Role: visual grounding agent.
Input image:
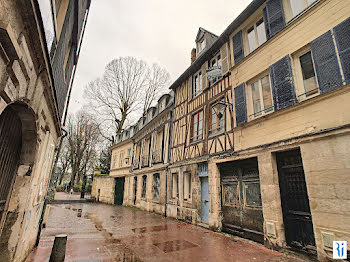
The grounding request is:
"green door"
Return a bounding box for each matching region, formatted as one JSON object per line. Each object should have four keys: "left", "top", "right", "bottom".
{"left": 114, "top": 177, "right": 125, "bottom": 205}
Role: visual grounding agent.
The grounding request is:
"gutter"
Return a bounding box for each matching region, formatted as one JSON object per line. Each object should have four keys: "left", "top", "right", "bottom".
{"left": 164, "top": 105, "right": 174, "bottom": 217}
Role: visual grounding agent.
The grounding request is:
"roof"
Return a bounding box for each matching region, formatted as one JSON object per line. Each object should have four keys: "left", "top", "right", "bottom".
{"left": 195, "top": 27, "right": 219, "bottom": 42}
{"left": 169, "top": 0, "right": 266, "bottom": 90}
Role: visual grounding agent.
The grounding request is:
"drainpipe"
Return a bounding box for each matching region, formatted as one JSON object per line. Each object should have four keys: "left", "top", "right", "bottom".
{"left": 36, "top": 128, "right": 67, "bottom": 246}
{"left": 164, "top": 106, "right": 174, "bottom": 217}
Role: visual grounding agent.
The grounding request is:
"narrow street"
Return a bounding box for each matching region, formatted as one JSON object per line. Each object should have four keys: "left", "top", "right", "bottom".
{"left": 27, "top": 193, "right": 306, "bottom": 262}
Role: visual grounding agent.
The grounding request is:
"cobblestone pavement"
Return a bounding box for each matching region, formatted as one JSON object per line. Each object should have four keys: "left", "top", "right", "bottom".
{"left": 26, "top": 197, "right": 310, "bottom": 262}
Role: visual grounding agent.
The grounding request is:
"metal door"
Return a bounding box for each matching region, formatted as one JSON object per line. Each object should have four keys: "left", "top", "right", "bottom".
{"left": 200, "top": 177, "right": 209, "bottom": 223}
{"left": 0, "top": 107, "right": 22, "bottom": 229}
{"left": 114, "top": 177, "right": 125, "bottom": 205}
{"left": 133, "top": 177, "right": 137, "bottom": 205}
{"left": 276, "top": 149, "right": 316, "bottom": 251}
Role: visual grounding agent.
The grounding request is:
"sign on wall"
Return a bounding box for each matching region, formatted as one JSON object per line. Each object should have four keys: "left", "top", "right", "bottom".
{"left": 206, "top": 66, "right": 222, "bottom": 80}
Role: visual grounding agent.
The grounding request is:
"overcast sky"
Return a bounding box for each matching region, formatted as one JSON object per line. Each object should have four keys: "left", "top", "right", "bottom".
{"left": 68, "top": 0, "right": 253, "bottom": 114}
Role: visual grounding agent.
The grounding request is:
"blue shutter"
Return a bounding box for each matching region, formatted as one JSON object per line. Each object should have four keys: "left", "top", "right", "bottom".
{"left": 270, "top": 55, "right": 296, "bottom": 110}
{"left": 234, "top": 83, "right": 247, "bottom": 126}
{"left": 266, "top": 0, "right": 286, "bottom": 37}
{"left": 311, "top": 30, "right": 342, "bottom": 93}
{"left": 333, "top": 17, "right": 350, "bottom": 85}
{"left": 232, "top": 30, "right": 244, "bottom": 64}
{"left": 263, "top": 7, "right": 271, "bottom": 39}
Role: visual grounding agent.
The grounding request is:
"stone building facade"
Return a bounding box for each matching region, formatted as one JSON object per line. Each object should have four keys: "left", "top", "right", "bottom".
{"left": 168, "top": 0, "right": 350, "bottom": 261}
{"left": 0, "top": 0, "right": 90, "bottom": 261}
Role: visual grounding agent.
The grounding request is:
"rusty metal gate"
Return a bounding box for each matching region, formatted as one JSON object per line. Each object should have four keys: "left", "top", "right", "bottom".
{"left": 276, "top": 149, "right": 316, "bottom": 253}
{"left": 0, "top": 107, "right": 22, "bottom": 228}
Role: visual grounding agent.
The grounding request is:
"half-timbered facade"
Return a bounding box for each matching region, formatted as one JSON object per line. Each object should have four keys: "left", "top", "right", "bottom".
{"left": 169, "top": 0, "right": 350, "bottom": 260}
{"left": 122, "top": 94, "right": 173, "bottom": 215}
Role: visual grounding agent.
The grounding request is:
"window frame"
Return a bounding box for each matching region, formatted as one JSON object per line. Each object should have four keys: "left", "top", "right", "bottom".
{"left": 292, "top": 46, "right": 319, "bottom": 102}
{"left": 209, "top": 98, "right": 225, "bottom": 136}
{"left": 208, "top": 53, "right": 222, "bottom": 87}
{"left": 190, "top": 110, "right": 203, "bottom": 143}
{"left": 245, "top": 17, "right": 267, "bottom": 55}
{"left": 247, "top": 72, "right": 274, "bottom": 120}
{"left": 283, "top": 0, "right": 318, "bottom": 23}
{"left": 193, "top": 70, "right": 203, "bottom": 98}
{"left": 183, "top": 173, "right": 192, "bottom": 201}
{"left": 171, "top": 173, "right": 179, "bottom": 199}
{"left": 141, "top": 175, "right": 147, "bottom": 199}
{"left": 153, "top": 173, "right": 160, "bottom": 201}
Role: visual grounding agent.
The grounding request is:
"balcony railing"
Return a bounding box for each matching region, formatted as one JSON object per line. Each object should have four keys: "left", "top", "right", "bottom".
{"left": 152, "top": 150, "right": 163, "bottom": 164}
{"left": 141, "top": 155, "right": 149, "bottom": 168}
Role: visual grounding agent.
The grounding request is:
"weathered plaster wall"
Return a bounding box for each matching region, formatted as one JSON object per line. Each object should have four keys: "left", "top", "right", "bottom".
{"left": 0, "top": 1, "right": 59, "bottom": 261}
{"left": 91, "top": 176, "right": 115, "bottom": 205}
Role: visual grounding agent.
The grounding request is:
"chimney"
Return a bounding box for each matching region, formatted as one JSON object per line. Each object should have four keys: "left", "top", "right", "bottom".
{"left": 191, "top": 48, "right": 196, "bottom": 64}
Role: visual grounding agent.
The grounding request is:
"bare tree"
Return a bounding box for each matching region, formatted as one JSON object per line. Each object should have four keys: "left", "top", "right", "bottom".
{"left": 56, "top": 141, "right": 70, "bottom": 186}
{"left": 66, "top": 110, "right": 101, "bottom": 188}
{"left": 84, "top": 57, "right": 170, "bottom": 142}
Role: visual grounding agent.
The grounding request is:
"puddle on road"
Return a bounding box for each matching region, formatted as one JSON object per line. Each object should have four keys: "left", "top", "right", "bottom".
{"left": 132, "top": 224, "right": 181, "bottom": 234}
{"left": 86, "top": 213, "right": 142, "bottom": 262}
{"left": 153, "top": 239, "right": 198, "bottom": 253}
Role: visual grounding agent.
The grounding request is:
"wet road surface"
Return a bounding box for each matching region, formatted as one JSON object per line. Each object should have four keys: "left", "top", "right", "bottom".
{"left": 27, "top": 201, "right": 308, "bottom": 262}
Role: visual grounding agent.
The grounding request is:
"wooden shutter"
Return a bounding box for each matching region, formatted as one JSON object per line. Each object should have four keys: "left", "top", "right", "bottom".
{"left": 234, "top": 83, "right": 247, "bottom": 126}
{"left": 270, "top": 55, "right": 296, "bottom": 110}
{"left": 266, "top": 0, "right": 286, "bottom": 37}
{"left": 220, "top": 43, "right": 229, "bottom": 76}
{"left": 311, "top": 30, "right": 342, "bottom": 93}
{"left": 262, "top": 7, "right": 271, "bottom": 39}
{"left": 232, "top": 30, "right": 244, "bottom": 65}
{"left": 333, "top": 17, "right": 350, "bottom": 85}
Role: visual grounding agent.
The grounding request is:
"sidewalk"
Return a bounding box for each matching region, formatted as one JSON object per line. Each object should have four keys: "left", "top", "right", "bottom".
{"left": 26, "top": 200, "right": 311, "bottom": 262}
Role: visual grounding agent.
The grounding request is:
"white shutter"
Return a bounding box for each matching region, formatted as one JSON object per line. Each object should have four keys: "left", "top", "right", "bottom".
{"left": 220, "top": 43, "right": 229, "bottom": 76}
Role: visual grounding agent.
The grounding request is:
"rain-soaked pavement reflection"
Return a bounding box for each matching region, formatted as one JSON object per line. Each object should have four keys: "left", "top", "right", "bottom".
{"left": 26, "top": 200, "right": 308, "bottom": 262}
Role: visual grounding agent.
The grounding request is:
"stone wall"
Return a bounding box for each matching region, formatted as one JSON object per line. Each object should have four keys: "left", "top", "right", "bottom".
{"left": 91, "top": 176, "right": 115, "bottom": 205}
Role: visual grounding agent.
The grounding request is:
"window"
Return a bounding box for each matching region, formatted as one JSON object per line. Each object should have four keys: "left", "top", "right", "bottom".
{"left": 293, "top": 48, "right": 319, "bottom": 100}
{"left": 172, "top": 173, "right": 179, "bottom": 199}
{"left": 153, "top": 173, "right": 160, "bottom": 200}
{"left": 246, "top": 18, "right": 267, "bottom": 54}
{"left": 284, "top": 0, "right": 317, "bottom": 22}
{"left": 249, "top": 75, "right": 273, "bottom": 119}
{"left": 198, "top": 38, "right": 206, "bottom": 53}
{"left": 210, "top": 99, "right": 225, "bottom": 136}
{"left": 299, "top": 51, "right": 318, "bottom": 96}
{"left": 141, "top": 175, "right": 147, "bottom": 198}
{"left": 191, "top": 111, "right": 203, "bottom": 142}
{"left": 183, "top": 173, "right": 192, "bottom": 201}
{"left": 193, "top": 71, "right": 202, "bottom": 97}
{"left": 125, "top": 148, "right": 131, "bottom": 165}
{"left": 223, "top": 183, "right": 240, "bottom": 207}
{"left": 244, "top": 181, "right": 262, "bottom": 207}
{"left": 208, "top": 54, "right": 222, "bottom": 86}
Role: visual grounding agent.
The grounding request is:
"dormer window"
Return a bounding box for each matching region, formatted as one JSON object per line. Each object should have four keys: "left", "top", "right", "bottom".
{"left": 198, "top": 38, "right": 206, "bottom": 53}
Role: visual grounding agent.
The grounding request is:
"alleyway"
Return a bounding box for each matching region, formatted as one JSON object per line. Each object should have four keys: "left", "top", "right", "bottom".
{"left": 27, "top": 194, "right": 309, "bottom": 262}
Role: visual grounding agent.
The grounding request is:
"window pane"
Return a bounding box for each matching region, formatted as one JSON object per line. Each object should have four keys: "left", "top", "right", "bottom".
{"left": 198, "top": 111, "right": 203, "bottom": 138}
{"left": 244, "top": 182, "right": 262, "bottom": 207}
{"left": 300, "top": 51, "right": 318, "bottom": 95}
{"left": 211, "top": 59, "right": 216, "bottom": 67}
{"left": 247, "top": 27, "right": 256, "bottom": 53}
{"left": 199, "top": 73, "right": 202, "bottom": 91}
{"left": 261, "top": 76, "right": 273, "bottom": 111}
{"left": 211, "top": 108, "right": 217, "bottom": 134}
{"left": 223, "top": 183, "right": 240, "bottom": 206}
{"left": 217, "top": 55, "right": 221, "bottom": 67}
{"left": 195, "top": 76, "right": 199, "bottom": 96}
{"left": 192, "top": 114, "right": 198, "bottom": 139}
{"left": 290, "top": 0, "right": 305, "bottom": 17}
{"left": 256, "top": 19, "right": 267, "bottom": 46}
{"left": 251, "top": 81, "right": 261, "bottom": 114}
{"left": 306, "top": 0, "right": 316, "bottom": 6}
